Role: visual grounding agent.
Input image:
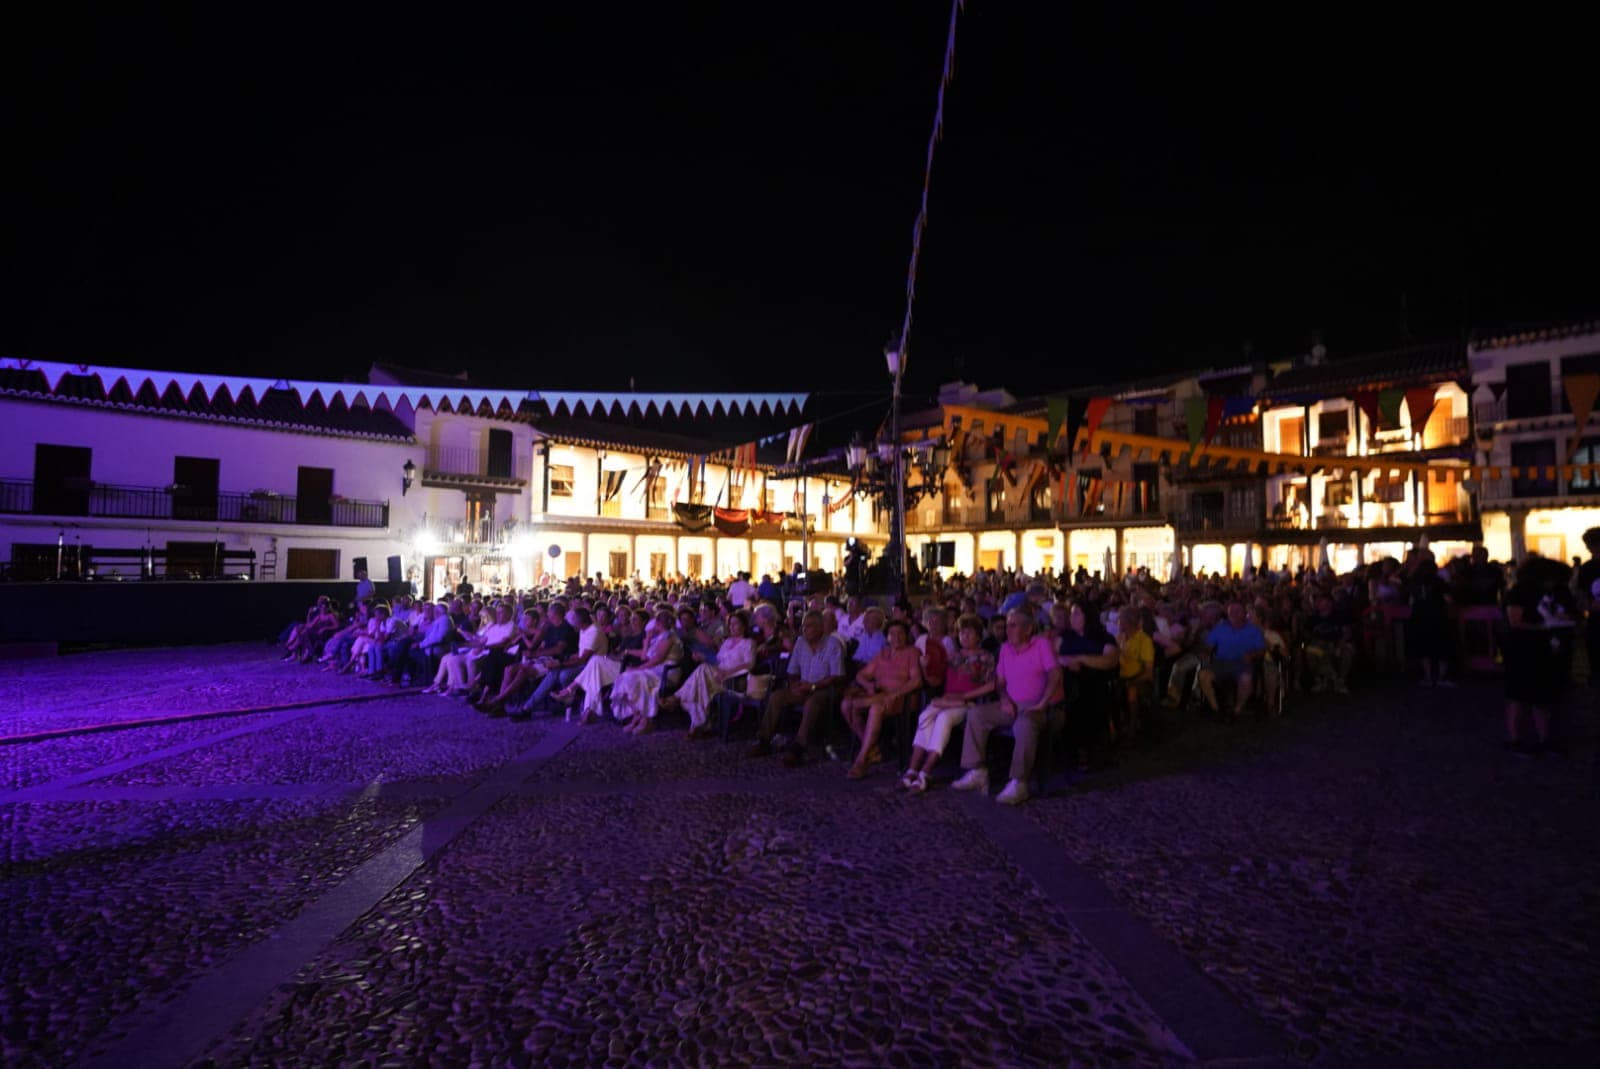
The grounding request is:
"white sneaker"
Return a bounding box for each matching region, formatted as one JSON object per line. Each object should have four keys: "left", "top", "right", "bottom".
{"left": 951, "top": 768, "right": 989, "bottom": 792}
{"left": 909, "top": 771, "right": 929, "bottom": 794}
{"left": 995, "top": 778, "right": 1030, "bottom": 806}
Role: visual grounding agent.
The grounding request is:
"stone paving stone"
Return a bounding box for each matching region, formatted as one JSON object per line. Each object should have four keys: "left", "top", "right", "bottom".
{"left": 95, "top": 699, "right": 547, "bottom": 789}
{"left": 534, "top": 711, "right": 865, "bottom": 786}
{"left": 0, "top": 643, "right": 391, "bottom": 735}
{"left": 0, "top": 715, "right": 281, "bottom": 791}
{"left": 0, "top": 794, "right": 447, "bottom": 1069}
{"left": 202, "top": 791, "right": 1193, "bottom": 1069}
{"left": 1025, "top": 684, "right": 1600, "bottom": 1063}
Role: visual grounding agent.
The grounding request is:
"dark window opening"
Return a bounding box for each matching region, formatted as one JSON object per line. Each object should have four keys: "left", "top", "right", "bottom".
{"left": 296, "top": 466, "right": 334, "bottom": 525}
{"left": 1512, "top": 440, "right": 1557, "bottom": 496}
{"left": 487, "top": 428, "right": 514, "bottom": 478}
{"left": 173, "top": 456, "right": 220, "bottom": 521}
{"left": 34, "top": 444, "right": 92, "bottom": 516}
{"left": 1506, "top": 362, "right": 1553, "bottom": 420}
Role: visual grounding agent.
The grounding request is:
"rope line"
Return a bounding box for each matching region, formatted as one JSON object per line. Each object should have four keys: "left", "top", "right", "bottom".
{"left": 894, "top": 0, "right": 965, "bottom": 368}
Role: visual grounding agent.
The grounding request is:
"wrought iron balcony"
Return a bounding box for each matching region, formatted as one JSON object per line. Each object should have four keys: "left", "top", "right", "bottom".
{"left": 0, "top": 478, "right": 389, "bottom": 528}
{"left": 422, "top": 446, "right": 529, "bottom": 487}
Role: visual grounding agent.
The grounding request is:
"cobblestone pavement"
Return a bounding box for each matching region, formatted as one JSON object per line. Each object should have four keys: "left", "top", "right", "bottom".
{"left": 1, "top": 645, "right": 1595, "bottom": 1068}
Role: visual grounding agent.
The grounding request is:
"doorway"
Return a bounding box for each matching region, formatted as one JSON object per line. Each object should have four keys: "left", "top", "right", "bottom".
{"left": 465, "top": 492, "right": 495, "bottom": 543}
{"left": 173, "top": 456, "right": 220, "bottom": 521}
{"left": 34, "top": 444, "right": 92, "bottom": 516}
{"left": 296, "top": 466, "right": 333, "bottom": 525}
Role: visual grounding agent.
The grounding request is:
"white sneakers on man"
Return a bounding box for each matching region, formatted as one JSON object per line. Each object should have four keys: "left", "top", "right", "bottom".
{"left": 995, "top": 778, "right": 1030, "bottom": 806}
{"left": 951, "top": 768, "right": 989, "bottom": 792}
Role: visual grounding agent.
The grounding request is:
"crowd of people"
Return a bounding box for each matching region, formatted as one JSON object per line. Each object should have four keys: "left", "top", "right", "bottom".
{"left": 276, "top": 537, "right": 1595, "bottom": 803}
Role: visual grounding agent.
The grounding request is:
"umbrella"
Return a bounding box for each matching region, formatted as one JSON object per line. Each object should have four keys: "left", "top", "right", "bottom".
{"left": 1103, "top": 546, "right": 1114, "bottom": 581}
{"left": 1317, "top": 535, "right": 1332, "bottom": 572}
{"left": 1242, "top": 542, "right": 1255, "bottom": 581}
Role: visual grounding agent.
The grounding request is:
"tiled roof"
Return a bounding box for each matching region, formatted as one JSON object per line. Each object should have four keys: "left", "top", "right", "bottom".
{"left": 0, "top": 365, "right": 416, "bottom": 441}
{"left": 535, "top": 416, "right": 764, "bottom": 461}
{"left": 1469, "top": 319, "right": 1600, "bottom": 351}
{"left": 1260, "top": 342, "right": 1466, "bottom": 397}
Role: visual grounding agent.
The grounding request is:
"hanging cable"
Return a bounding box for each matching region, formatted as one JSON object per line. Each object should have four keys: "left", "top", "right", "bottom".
{"left": 893, "top": 0, "right": 965, "bottom": 369}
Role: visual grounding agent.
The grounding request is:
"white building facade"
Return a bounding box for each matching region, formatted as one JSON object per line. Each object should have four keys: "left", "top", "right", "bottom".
{"left": 1, "top": 360, "right": 884, "bottom": 595}
{"left": 1469, "top": 322, "right": 1600, "bottom": 564}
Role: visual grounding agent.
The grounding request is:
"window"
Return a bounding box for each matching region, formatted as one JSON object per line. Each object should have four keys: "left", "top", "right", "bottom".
{"left": 686, "top": 552, "right": 703, "bottom": 579}
{"left": 486, "top": 428, "right": 514, "bottom": 478}
{"left": 1506, "top": 362, "right": 1553, "bottom": 420}
{"left": 286, "top": 547, "right": 338, "bottom": 579}
{"left": 1134, "top": 407, "right": 1159, "bottom": 436}
{"left": 647, "top": 473, "right": 667, "bottom": 516}
{"left": 1277, "top": 415, "right": 1305, "bottom": 454}
{"left": 1317, "top": 409, "right": 1349, "bottom": 441}
{"left": 549, "top": 464, "right": 575, "bottom": 496}
{"left": 649, "top": 552, "right": 667, "bottom": 579}
{"left": 1368, "top": 473, "right": 1405, "bottom": 503}
{"left": 1570, "top": 439, "right": 1600, "bottom": 495}
{"left": 1511, "top": 440, "right": 1557, "bottom": 497}
{"left": 609, "top": 551, "right": 629, "bottom": 579}
{"left": 1324, "top": 481, "right": 1353, "bottom": 507}
{"left": 1132, "top": 462, "right": 1160, "bottom": 513}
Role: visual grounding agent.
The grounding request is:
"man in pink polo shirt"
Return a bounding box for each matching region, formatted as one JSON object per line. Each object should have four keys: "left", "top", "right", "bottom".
{"left": 952, "top": 608, "right": 1063, "bottom": 805}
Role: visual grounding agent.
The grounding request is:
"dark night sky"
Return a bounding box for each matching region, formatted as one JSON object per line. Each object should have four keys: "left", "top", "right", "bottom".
{"left": 3, "top": 3, "right": 1597, "bottom": 398}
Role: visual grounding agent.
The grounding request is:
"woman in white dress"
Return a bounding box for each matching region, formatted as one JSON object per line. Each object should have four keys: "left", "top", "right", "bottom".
{"left": 613, "top": 609, "right": 682, "bottom": 734}
{"left": 674, "top": 609, "right": 755, "bottom": 738}
{"left": 559, "top": 610, "right": 639, "bottom": 723}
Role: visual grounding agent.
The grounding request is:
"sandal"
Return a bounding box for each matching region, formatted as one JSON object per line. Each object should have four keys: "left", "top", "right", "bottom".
{"left": 910, "top": 771, "right": 929, "bottom": 794}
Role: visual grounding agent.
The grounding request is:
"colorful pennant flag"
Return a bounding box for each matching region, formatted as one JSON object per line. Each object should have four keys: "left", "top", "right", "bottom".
{"left": 1564, "top": 372, "right": 1600, "bottom": 461}
{"left": 1404, "top": 387, "right": 1438, "bottom": 435}
{"left": 1081, "top": 398, "right": 1112, "bottom": 456}
{"left": 1377, "top": 388, "right": 1404, "bottom": 428}
{"left": 1046, "top": 396, "right": 1069, "bottom": 452}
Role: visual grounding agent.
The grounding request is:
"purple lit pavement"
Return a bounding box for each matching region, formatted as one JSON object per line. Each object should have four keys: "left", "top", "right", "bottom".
{"left": 2, "top": 645, "right": 1597, "bottom": 1068}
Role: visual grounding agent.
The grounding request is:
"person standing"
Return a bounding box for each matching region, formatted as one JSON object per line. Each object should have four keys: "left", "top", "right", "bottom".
{"left": 1503, "top": 556, "right": 1576, "bottom": 757}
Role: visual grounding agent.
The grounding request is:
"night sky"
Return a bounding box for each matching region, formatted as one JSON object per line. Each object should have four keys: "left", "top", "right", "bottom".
{"left": 4, "top": 4, "right": 1596, "bottom": 399}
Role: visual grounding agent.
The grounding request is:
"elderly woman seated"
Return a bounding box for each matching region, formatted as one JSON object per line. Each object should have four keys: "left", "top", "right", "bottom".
{"left": 667, "top": 609, "right": 756, "bottom": 738}
{"left": 839, "top": 618, "right": 923, "bottom": 780}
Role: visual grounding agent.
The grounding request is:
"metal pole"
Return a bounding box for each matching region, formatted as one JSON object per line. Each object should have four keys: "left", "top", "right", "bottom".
{"left": 891, "top": 363, "right": 907, "bottom": 597}
{"left": 801, "top": 473, "right": 810, "bottom": 575}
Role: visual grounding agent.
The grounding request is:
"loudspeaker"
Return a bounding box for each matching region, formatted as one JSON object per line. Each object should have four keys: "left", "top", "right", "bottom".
{"left": 352, "top": 556, "right": 368, "bottom": 579}
{"left": 386, "top": 555, "right": 403, "bottom": 583}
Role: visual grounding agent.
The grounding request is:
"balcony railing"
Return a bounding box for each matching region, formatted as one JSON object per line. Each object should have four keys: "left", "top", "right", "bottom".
{"left": 1178, "top": 508, "right": 1258, "bottom": 533}
{"left": 0, "top": 479, "right": 389, "bottom": 528}
{"left": 1478, "top": 474, "right": 1600, "bottom": 505}
{"left": 424, "top": 446, "right": 530, "bottom": 482}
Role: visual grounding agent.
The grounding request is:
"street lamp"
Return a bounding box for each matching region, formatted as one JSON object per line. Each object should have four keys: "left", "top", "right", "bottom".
{"left": 402, "top": 459, "right": 416, "bottom": 496}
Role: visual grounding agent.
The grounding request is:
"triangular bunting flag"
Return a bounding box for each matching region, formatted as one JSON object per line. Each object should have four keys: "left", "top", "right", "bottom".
{"left": 1563, "top": 372, "right": 1600, "bottom": 461}
{"left": 1081, "top": 398, "right": 1112, "bottom": 456}
{"left": 1404, "top": 388, "right": 1438, "bottom": 435}
{"left": 1378, "top": 388, "right": 1404, "bottom": 428}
